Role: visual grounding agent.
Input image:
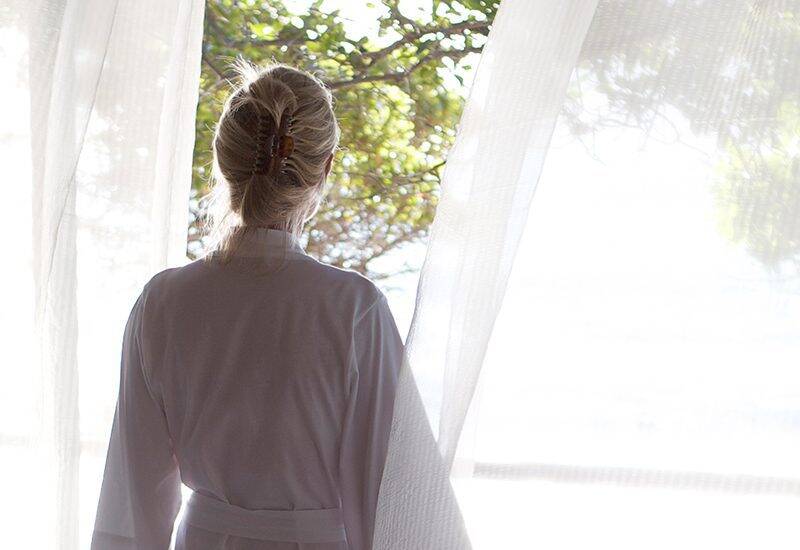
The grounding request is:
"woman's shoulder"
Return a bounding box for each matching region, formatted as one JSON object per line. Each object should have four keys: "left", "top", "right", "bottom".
{"left": 142, "top": 260, "right": 201, "bottom": 292}
{"left": 133, "top": 259, "right": 211, "bottom": 311}
{"left": 298, "top": 255, "right": 384, "bottom": 310}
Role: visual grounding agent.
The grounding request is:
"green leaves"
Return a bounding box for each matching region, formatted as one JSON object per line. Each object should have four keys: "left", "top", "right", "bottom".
{"left": 713, "top": 100, "right": 800, "bottom": 269}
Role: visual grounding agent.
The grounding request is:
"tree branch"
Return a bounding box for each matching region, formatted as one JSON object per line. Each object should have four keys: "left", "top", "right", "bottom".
{"left": 326, "top": 46, "right": 481, "bottom": 89}
{"left": 361, "top": 20, "right": 490, "bottom": 63}
{"left": 202, "top": 50, "right": 233, "bottom": 81}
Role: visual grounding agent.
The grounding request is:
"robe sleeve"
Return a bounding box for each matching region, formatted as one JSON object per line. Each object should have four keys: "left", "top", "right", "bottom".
{"left": 339, "top": 292, "right": 404, "bottom": 550}
{"left": 91, "top": 284, "right": 181, "bottom": 550}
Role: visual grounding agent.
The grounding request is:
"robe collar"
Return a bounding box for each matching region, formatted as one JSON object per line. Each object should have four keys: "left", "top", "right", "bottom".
{"left": 228, "top": 226, "right": 307, "bottom": 259}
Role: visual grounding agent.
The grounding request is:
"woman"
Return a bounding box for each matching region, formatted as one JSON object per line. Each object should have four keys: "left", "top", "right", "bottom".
{"left": 91, "top": 62, "right": 403, "bottom": 550}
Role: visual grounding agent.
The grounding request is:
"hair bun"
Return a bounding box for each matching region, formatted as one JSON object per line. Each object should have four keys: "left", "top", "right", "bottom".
{"left": 248, "top": 76, "right": 298, "bottom": 121}
{"left": 210, "top": 61, "right": 340, "bottom": 247}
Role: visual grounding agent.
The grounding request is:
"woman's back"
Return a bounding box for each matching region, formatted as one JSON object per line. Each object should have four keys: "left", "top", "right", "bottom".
{"left": 91, "top": 228, "right": 403, "bottom": 549}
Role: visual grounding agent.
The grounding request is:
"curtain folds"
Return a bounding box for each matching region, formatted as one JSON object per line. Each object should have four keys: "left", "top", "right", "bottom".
{"left": 374, "top": 1, "right": 601, "bottom": 548}
{"left": 0, "top": 1, "right": 204, "bottom": 548}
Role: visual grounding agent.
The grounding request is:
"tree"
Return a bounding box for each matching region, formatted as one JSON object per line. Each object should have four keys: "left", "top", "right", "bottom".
{"left": 561, "top": 0, "right": 800, "bottom": 272}
{"left": 192, "top": 0, "right": 498, "bottom": 278}
{"left": 713, "top": 100, "right": 800, "bottom": 271}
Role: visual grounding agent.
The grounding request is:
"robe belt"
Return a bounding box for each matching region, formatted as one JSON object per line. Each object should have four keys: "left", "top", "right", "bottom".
{"left": 183, "top": 491, "right": 348, "bottom": 543}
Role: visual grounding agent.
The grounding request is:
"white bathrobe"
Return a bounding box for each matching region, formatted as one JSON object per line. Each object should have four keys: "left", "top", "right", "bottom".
{"left": 91, "top": 227, "right": 403, "bottom": 550}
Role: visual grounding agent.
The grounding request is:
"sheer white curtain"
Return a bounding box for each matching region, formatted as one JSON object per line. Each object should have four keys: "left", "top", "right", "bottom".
{"left": 375, "top": 2, "right": 600, "bottom": 547}
{"left": 0, "top": 1, "right": 204, "bottom": 548}
{"left": 377, "top": 0, "right": 800, "bottom": 548}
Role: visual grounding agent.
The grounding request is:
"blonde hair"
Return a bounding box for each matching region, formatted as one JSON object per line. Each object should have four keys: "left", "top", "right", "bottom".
{"left": 201, "top": 61, "right": 340, "bottom": 262}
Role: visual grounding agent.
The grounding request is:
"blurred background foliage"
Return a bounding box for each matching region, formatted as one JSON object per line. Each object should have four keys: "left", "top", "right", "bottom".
{"left": 191, "top": 0, "right": 498, "bottom": 277}
{"left": 564, "top": 0, "right": 800, "bottom": 272}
